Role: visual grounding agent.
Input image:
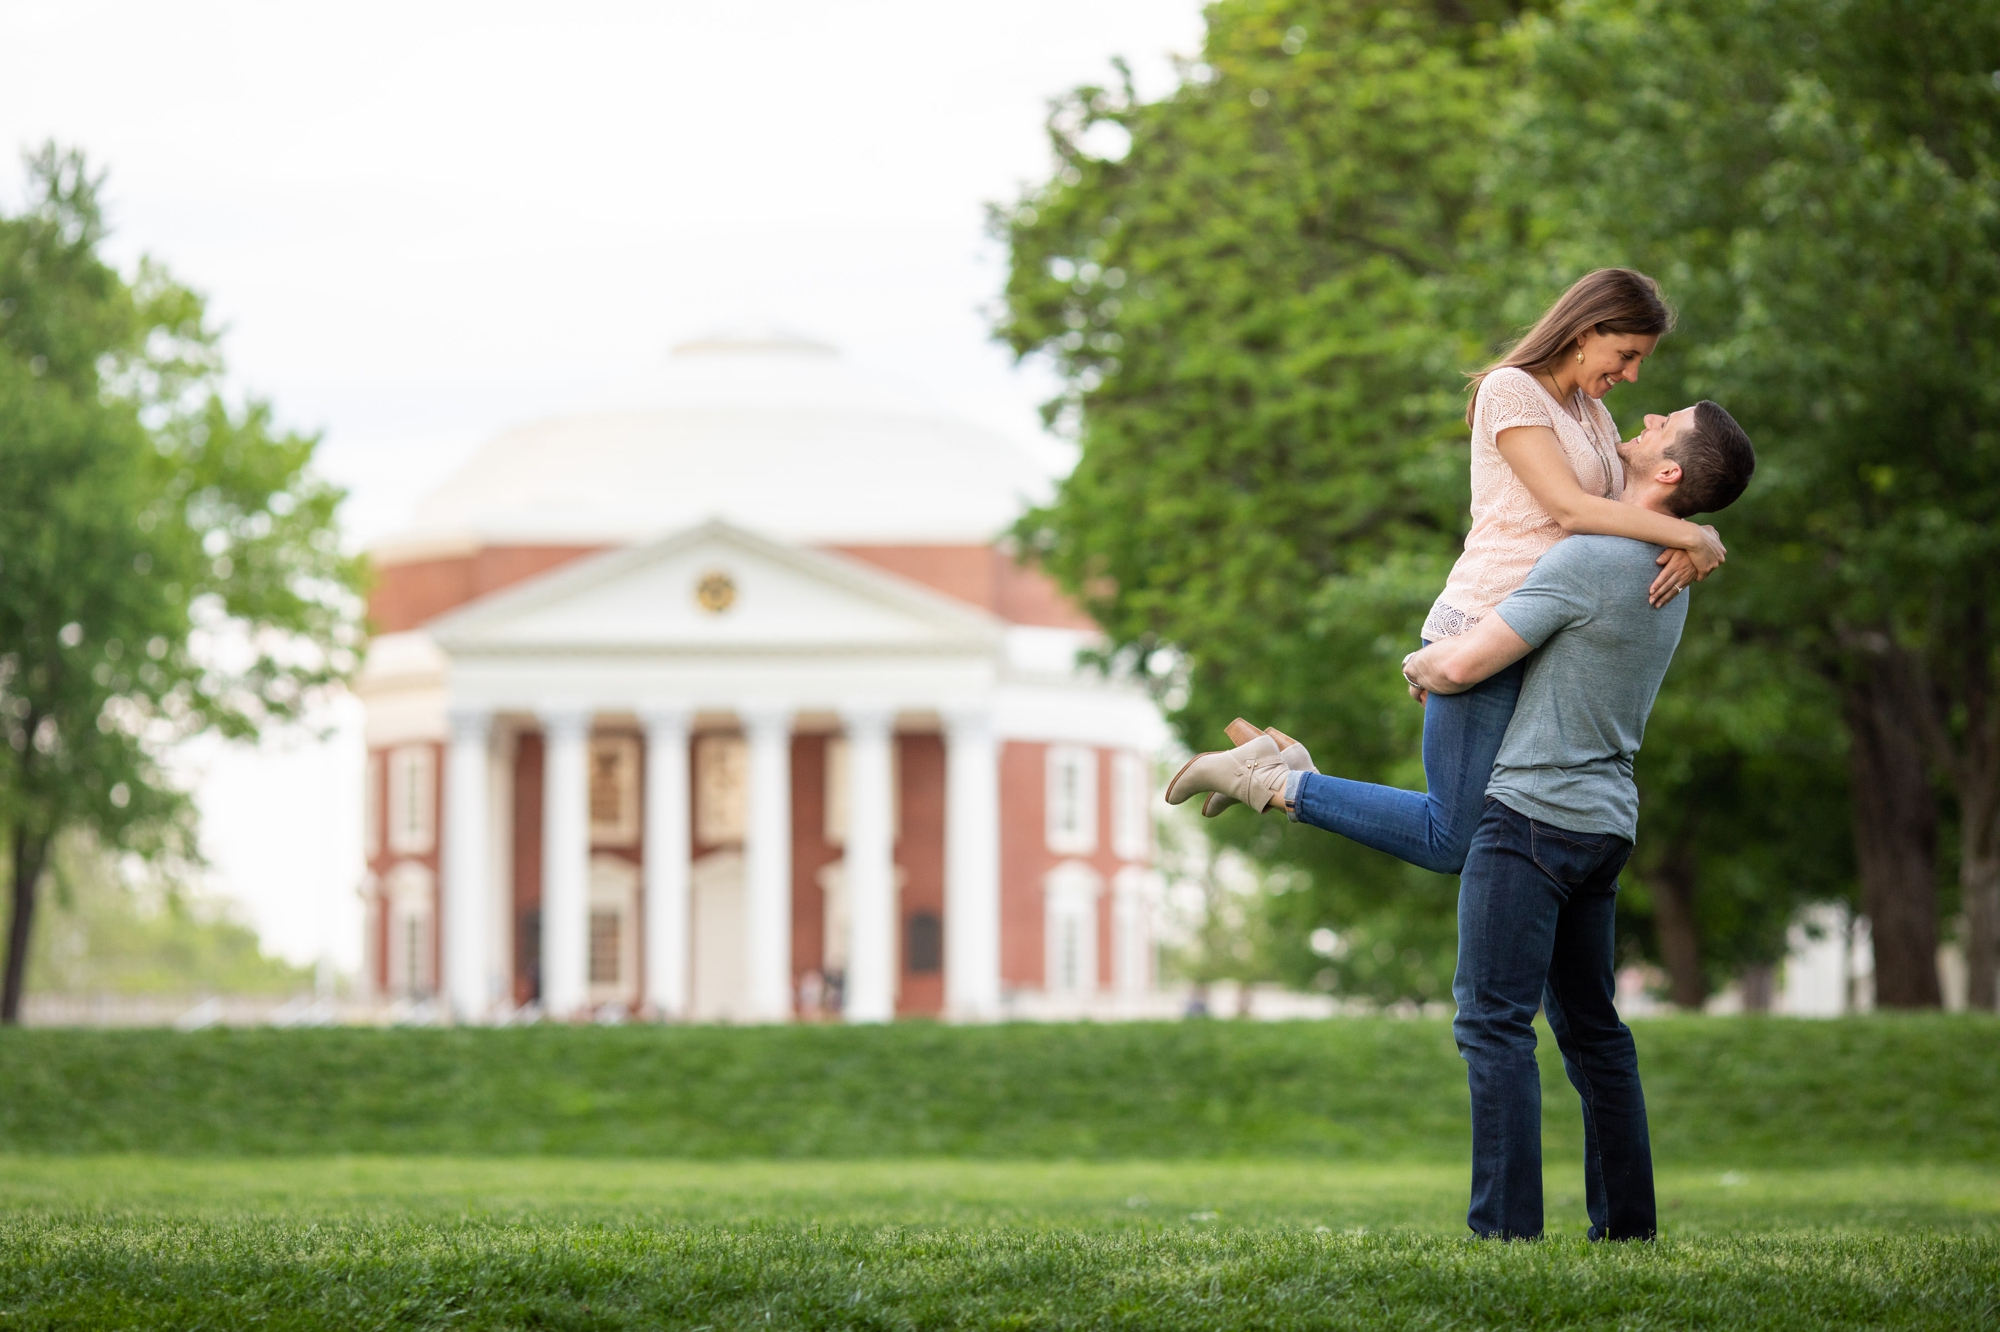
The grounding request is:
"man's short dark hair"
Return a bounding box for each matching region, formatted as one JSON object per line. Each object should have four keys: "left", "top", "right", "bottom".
{"left": 1664, "top": 401, "right": 1755, "bottom": 516}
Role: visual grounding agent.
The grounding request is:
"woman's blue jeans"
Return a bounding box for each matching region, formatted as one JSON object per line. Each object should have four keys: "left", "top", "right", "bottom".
{"left": 1288, "top": 645, "right": 1526, "bottom": 874}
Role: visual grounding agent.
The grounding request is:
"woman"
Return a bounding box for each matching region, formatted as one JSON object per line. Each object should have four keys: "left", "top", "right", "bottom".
{"left": 1167, "top": 268, "right": 1723, "bottom": 873}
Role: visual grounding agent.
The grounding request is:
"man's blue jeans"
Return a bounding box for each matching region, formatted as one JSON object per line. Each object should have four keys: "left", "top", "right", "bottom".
{"left": 1454, "top": 798, "right": 1656, "bottom": 1241}
{"left": 1290, "top": 650, "right": 1525, "bottom": 874}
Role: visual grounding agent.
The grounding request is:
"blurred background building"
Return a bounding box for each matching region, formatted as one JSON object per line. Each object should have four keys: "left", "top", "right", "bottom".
{"left": 355, "top": 331, "right": 1170, "bottom": 1022}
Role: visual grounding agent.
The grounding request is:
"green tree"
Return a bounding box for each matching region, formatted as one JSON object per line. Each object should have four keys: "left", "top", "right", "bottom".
{"left": 1618, "top": 629, "right": 1853, "bottom": 1008}
{"left": 0, "top": 146, "right": 364, "bottom": 1022}
{"left": 1508, "top": 0, "right": 2000, "bottom": 1007}
{"left": 995, "top": 0, "right": 1945, "bottom": 1008}
{"left": 996, "top": 0, "right": 1531, "bottom": 1003}
{"left": 28, "top": 833, "right": 309, "bottom": 999}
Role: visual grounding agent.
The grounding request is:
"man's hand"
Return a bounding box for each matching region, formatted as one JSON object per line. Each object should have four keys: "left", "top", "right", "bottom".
{"left": 1403, "top": 647, "right": 1462, "bottom": 697}
{"left": 1402, "top": 614, "right": 1534, "bottom": 698}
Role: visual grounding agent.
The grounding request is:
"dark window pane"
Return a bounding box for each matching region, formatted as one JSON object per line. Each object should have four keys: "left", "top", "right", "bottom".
{"left": 906, "top": 912, "right": 942, "bottom": 973}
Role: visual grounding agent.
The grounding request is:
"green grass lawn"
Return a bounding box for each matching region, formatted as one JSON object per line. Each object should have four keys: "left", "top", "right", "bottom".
{"left": 2, "top": 1158, "right": 1995, "bottom": 1329}
{"left": 1, "top": 1017, "right": 1995, "bottom": 1328}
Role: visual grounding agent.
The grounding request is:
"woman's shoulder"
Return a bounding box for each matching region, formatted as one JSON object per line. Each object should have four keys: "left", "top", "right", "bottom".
{"left": 1482, "top": 364, "right": 1537, "bottom": 389}
{"left": 1474, "top": 366, "right": 1552, "bottom": 431}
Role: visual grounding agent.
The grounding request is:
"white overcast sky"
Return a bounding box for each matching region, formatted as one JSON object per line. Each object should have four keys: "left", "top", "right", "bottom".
{"left": 0, "top": 1, "right": 1207, "bottom": 971}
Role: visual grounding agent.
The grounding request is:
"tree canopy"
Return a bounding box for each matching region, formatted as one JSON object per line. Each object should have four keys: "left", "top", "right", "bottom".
{"left": 997, "top": 0, "right": 2000, "bottom": 1006}
{"left": 0, "top": 146, "right": 365, "bottom": 1021}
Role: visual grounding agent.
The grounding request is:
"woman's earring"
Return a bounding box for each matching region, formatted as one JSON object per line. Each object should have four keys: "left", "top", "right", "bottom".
{"left": 1576, "top": 350, "right": 1585, "bottom": 362}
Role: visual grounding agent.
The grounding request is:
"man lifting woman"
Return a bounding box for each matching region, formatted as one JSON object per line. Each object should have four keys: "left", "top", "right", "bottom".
{"left": 1165, "top": 269, "right": 1755, "bottom": 1241}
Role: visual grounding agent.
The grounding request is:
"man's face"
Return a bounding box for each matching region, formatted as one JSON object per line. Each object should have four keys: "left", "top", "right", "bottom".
{"left": 1618, "top": 406, "right": 1697, "bottom": 482}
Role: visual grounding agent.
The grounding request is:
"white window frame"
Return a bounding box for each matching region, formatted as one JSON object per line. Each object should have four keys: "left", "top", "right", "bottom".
{"left": 694, "top": 734, "right": 749, "bottom": 846}
{"left": 587, "top": 854, "right": 640, "bottom": 1004}
{"left": 1111, "top": 866, "right": 1161, "bottom": 995}
{"left": 1043, "top": 860, "right": 1102, "bottom": 995}
{"left": 358, "top": 874, "right": 381, "bottom": 998}
{"left": 1045, "top": 745, "right": 1099, "bottom": 855}
{"left": 1110, "top": 751, "right": 1151, "bottom": 862}
{"left": 363, "top": 752, "right": 383, "bottom": 861}
{"left": 386, "top": 745, "right": 436, "bottom": 856}
{"left": 589, "top": 735, "right": 642, "bottom": 848}
{"left": 384, "top": 861, "right": 435, "bottom": 997}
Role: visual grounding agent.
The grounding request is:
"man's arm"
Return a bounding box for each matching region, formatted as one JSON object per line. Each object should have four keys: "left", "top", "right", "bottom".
{"left": 1401, "top": 614, "right": 1533, "bottom": 698}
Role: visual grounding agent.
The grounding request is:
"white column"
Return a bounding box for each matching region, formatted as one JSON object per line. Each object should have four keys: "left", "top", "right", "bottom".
{"left": 944, "top": 709, "right": 1003, "bottom": 1019}
{"left": 443, "top": 707, "right": 493, "bottom": 1023}
{"left": 540, "top": 708, "right": 592, "bottom": 1018}
{"left": 841, "top": 708, "right": 897, "bottom": 1023}
{"left": 742, "top": 707, "right": 794, "bottom": 1022}
{"left": 641, "top": 707, "right": 692, "bottom": 1020}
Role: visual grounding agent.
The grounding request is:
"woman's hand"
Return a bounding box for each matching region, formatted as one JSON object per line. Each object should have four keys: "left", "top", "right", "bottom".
{"left": 1649, "top": 526, "right": 1724, "bottom": 607}
{"left": 1687, "top": 524, "right": 1726, "bottom": 574}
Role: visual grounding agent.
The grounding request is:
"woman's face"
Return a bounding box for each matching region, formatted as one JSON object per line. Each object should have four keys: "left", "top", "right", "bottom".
{"left": 1575, "top": 331, "right": 1660, "bottom": 399}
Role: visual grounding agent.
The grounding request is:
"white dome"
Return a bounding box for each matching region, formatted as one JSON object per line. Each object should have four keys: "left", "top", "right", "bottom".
{"left": 390, "top": 331, "right": 1055, "bottom": 552}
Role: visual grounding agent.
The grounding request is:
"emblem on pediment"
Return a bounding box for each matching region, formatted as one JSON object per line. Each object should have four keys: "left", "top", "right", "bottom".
{"left": 695, "top": 569, "right": 737, "bottom": 614}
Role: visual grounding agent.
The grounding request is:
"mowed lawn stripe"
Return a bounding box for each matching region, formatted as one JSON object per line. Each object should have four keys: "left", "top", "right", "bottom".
{"left": 2, "top": 1015, "right": 1996, "bottom": 1163}
{"left": 4, "top": 1157, "right": 1998, "bottom": 1234}
{"left": 2, "top": 1219, "right": 1995, "bottom": 1331}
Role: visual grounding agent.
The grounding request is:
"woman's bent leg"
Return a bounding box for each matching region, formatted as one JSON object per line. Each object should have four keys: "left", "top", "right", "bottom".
{"left": 1289, "top": 655, "right": 1524, "bottom": 874}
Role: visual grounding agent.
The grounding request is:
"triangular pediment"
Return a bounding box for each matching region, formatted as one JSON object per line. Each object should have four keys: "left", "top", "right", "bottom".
{"left": 428, "top": 519, "right": 1002, "bottom": 655}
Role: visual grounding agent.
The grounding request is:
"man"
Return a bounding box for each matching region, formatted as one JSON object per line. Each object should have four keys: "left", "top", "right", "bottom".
{"left": 1168, "top": 399, "right": 1755, "bottom": 1240}
{"left": 1404, "top": 399, "right": 1754, "bottom": 1240}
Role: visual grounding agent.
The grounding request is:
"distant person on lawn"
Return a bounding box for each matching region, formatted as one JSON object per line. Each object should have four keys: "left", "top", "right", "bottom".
{"left": 1171, "top": 399, "right": 1754, "bottom": 1239}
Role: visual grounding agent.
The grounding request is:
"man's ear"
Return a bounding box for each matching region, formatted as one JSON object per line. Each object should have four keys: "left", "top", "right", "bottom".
{"left": 1655, "top": 458, "right": 1684, "bottom": 487}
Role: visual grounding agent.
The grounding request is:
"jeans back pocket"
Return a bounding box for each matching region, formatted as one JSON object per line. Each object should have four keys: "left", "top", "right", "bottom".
{"left": 1528, "top": 820, "right": 1614, "bottom": 886}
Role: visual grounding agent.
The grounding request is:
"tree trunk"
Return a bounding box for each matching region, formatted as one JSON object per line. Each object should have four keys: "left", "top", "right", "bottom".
{"left": 2, "top": 826, "right": 51, "bottom": 1026}
{"left": 1649, "top": 845, "right": 1707, "bottom": 1010}
{"left": 1843, "top": 666, "right": 1942, "bottom": 1009}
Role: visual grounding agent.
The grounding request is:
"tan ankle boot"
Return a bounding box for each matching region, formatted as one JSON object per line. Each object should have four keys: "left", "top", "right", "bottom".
{"left": 1166, "top": 733, "right": 1290, "bottom": 813}
{"left": 1203, "top": 720, "right": 1316, "bottom": 815}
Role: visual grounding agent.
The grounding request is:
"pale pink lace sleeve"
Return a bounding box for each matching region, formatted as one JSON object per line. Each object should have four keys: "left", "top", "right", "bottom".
{"left": 1479, "top": 369, "right": 1553, "bottom": 435}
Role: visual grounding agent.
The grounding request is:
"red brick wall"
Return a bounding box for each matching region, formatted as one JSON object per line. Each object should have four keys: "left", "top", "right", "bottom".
{"left": 896, "top": 733, "right": 946, "bottom": 1017}
{"left": 369, "top": 545, "right": 607, "bottom": 633}
{"left": 790, "top": 734, "right": 839, "bottom": 1012}
{"left": 998, "top": 740, "right": 1048, "bottom": 990}
{"left": 997, "top": 741, "right": 1136, "bottom": 996}
{"left": 784, "top": 732, "right": 947, "bottom": 1018}
{"left": 510, "top": 732, "right": 544, "bottom": 1007}
{"left": 824, "top": 545, "right": 1096, "bottom": 630}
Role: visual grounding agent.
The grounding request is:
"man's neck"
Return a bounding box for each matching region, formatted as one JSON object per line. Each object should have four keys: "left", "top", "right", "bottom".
{"left": 1618, "top": 481, "right": 1679, "bottom": 516}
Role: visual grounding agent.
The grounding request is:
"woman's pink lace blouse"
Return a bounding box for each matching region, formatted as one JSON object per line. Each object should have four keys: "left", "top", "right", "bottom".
{"left": 1422, "top": 366, "right": 1625, "bottom": 642}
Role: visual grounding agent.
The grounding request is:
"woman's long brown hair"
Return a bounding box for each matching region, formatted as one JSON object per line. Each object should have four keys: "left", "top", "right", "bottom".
{"left": 1465, "top": 268, "right": 1675, "bottom": 426}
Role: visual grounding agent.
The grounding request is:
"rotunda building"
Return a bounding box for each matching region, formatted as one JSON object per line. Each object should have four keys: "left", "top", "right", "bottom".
{"left": 354, "top": 333, "right": 1167, "bottom": 1022}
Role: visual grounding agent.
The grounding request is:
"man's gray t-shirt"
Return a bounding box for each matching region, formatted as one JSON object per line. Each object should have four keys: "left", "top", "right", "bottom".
{"left": 1486, "top": 535, "right": 1688, "bottom": 839}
